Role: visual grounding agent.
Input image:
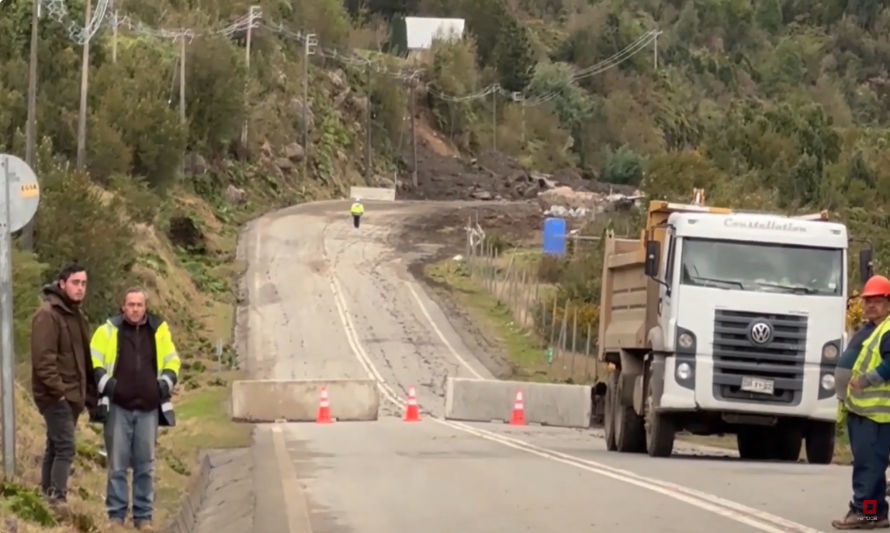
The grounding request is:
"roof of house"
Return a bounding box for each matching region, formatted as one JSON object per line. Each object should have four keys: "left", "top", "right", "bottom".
{"left": 403, "top": 16, "right": 465, "bottom": 50}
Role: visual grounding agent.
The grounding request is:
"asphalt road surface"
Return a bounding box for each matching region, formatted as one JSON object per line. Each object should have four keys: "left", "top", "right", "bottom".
{"left": 234, "top": 199, "right": 855, "bottom": 533}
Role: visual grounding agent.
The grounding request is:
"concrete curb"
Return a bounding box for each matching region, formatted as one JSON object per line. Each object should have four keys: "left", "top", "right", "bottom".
{"left": 162, "top": 451, "right": 214, "bottom": 533}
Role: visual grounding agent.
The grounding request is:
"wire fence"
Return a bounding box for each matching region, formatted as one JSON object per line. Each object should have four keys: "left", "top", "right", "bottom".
{"left": 463, "top": 222, "right": 607, "bottom": 384}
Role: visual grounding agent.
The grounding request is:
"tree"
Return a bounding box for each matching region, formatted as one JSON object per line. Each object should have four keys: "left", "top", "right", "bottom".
{"left": 493, "top": 19, "right": 536, "bottom": 92}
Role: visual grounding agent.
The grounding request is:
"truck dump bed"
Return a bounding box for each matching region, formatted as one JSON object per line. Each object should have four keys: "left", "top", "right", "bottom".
{"left": 597, "top": 235, "right": 650, "bottom": 361}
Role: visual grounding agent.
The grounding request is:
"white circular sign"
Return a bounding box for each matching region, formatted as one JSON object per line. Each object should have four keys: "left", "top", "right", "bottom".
{"left": 0, "top": 154, "right": 40, "bottom": 233}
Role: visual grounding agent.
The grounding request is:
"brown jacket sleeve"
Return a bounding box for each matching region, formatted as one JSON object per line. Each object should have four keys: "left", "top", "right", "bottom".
{"left": 30, "top": 308, "right": 64, "bottom": 399}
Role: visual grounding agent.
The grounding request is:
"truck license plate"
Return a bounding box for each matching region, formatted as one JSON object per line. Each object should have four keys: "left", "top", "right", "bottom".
{"left": 741, "top": 376, "right": 775, "bottom": 395}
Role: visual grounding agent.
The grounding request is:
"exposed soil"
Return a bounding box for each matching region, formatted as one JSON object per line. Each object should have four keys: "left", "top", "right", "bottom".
{"left": 396, "top": 143, "right": 637, "bottom": 202}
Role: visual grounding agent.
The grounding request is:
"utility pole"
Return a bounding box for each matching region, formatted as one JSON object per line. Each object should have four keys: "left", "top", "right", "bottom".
{"left": 365, "top": 62, "right": 372, "bottom": 183}
{"left": 240, "top": 5, "right": 260, "bottom": 151}
{"left": 75, "top": 0, "right": 92, "bottom": 170}
{"left": 21, "top": 0, "right": 40, "bottom": 250}
{"left": 303, "top": 33, "right": 316, "bottom": 180}
{"left": 179, "top": 34, "right": 186, "bottom": 125}
{"left": 112, "top": 10, "right": 118, "bottom": 63}
{"left": 491, "top": 86, "right": 497, "bottom": 152}
{"left": 653, "top": 30, "right": 660, "bottom": 71}
{"left": 409, "top": 75, "right": 417, "bottom": 188}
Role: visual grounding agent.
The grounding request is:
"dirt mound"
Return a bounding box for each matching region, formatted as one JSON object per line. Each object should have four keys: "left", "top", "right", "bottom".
{"left": 397, "top": 145, "right": 637, "bottom": 202}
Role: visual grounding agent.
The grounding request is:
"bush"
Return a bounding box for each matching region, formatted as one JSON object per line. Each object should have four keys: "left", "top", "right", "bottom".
{"left": 12, "top": 246, "right": 49, "bottom": 362}
{"left": 33, "top": 167, "right": 136, "bottom": 323}
{"left": 601, "top": 145, "right": 644, "bottom": 186}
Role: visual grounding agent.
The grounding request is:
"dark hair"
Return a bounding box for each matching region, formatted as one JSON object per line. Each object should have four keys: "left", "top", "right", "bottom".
{"left": 57, "top": 263, "right": 86, "bottom": 282}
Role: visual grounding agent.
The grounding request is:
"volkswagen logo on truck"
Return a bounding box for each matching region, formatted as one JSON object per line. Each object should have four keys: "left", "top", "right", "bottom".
{"left": 749, "top": 321, "right": 773, "bottom": 345}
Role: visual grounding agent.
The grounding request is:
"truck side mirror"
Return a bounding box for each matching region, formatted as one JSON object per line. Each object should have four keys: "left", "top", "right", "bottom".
{"left": 644, "top": 240, "right": 661, "bottom": 278}
{"left": 860, "top": 247, "right": 874, "bottom": 285}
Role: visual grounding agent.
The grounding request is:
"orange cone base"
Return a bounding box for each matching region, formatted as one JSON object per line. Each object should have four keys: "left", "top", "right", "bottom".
{"left": 317, "top": 407, "right": 333, "bottom": 424}
{"left": 510, "top": 411, "right": 525, "bottom": 426}
{"left": 404, "top": 405, "right": 421, "bottom": 422}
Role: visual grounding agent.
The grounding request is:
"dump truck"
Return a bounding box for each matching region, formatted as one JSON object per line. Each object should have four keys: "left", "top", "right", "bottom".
{"left": 597, "top": 191, "right": 874, "bottom": 462}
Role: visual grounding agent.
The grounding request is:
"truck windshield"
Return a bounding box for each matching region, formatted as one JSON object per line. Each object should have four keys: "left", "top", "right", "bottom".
{"left": 679, "top": 238, "right": 843, "bottom": 296}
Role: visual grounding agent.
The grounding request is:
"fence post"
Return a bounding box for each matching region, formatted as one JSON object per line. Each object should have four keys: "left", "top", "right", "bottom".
{"left": 571, "top": 306, "right": 578, "bottom": 381}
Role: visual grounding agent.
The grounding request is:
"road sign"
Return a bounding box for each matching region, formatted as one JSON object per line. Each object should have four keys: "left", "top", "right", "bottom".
{"left": 0, "top": 154, "right": 40, "bottom": 232}
{"left": 0, "top": 153, "right": 40, "bottom": 478}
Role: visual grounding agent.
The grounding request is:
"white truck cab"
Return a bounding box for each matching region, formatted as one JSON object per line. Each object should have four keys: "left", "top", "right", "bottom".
{"left": 599, "top": 196, "right": 871, "bottom": 461}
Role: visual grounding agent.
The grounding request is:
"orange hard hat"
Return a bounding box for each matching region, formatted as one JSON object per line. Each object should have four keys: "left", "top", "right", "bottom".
{"left": 861, "top": 275, "right": 890, "bottom": 298}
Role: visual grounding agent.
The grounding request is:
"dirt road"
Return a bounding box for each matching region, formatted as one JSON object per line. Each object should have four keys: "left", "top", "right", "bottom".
{"left": 221, "top": 199, "right": 853, "bottom": 533}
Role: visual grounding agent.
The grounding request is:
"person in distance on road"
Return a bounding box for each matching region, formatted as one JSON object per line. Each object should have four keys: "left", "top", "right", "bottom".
{"left": 350, "top": 197, "right": 364, "bottom": 228}
{"left": 29, "top": 264, "right": 99, "bottom": 516}
{"left": 90, "top": 287, "right": 181, "bottom": 531}
{"left": 833, "top": 274, "right": 890, "bottom": 529}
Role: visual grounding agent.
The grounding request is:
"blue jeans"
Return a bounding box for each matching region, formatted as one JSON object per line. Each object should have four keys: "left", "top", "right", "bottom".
{"left": 848, "top": 412, "right": 890, "bottom": 516}
{"left": 104, "top": 404, "right": 158, "bottom": 522}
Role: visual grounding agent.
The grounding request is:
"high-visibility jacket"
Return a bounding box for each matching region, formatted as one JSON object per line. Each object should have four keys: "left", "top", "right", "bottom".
{"left": 350, "top": 202, "right": 364, "bottom": 216}
{"left": 90, "top": 314, "right": 181, "bottom": 426}
{"left": 846, "top": 316, "right": 890, "bottom": 423}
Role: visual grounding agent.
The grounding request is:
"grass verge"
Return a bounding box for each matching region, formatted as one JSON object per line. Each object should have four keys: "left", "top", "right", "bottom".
{"left": 424, "top": 258, "right": 601, "bottom": 383}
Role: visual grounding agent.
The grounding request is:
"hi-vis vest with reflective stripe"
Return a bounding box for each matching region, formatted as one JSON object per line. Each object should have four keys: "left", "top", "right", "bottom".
{"left": 846, "top": 316, "right": 890, "bottom": 423}
{"left": 90, "top": 315, "right": 181, "bottom": 381}
{"left": 350, "top": 202, "right": 364, "bottom": 216}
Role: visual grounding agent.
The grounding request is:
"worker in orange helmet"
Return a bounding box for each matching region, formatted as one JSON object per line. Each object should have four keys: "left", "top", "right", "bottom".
{"left": 833, "top": 275, "right": 890, "bottom": 528}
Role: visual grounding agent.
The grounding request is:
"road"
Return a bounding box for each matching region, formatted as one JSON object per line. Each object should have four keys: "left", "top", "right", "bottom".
{"left": 233, "top": 199, "right": 854, "bottom": 533}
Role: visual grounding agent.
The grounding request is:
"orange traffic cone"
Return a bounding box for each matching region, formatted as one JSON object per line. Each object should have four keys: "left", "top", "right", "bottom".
{"left": 316, "top": 386, "right": 333, "bottom": 424}
{"left": 404, "top": 386, "right": 421, "bottom": 422}
{"left": 510, "top": 389, "right": 525, "bottom": 426}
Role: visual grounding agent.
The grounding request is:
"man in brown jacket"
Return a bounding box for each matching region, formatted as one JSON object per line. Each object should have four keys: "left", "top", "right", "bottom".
{"left": 30, "top": 264, "right": 97, "bottom": 509}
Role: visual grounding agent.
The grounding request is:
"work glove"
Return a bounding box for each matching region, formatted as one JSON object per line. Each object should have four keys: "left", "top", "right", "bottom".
{"left": 158, "top": 379, "right": 171, "bottom": 399}
{"left": 837, "top": 402, "right": 848, "bottom": 426}
{"left": 89, "top": 396, "right": 109, "bottom": 424}
{"left": 103, "top": 377, "right": 118, "bottom": 400}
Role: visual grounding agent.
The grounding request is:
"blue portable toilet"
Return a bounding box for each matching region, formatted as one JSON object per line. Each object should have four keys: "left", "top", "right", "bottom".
{"left": 542, "top": 217, "right": 566, "bottom": 256}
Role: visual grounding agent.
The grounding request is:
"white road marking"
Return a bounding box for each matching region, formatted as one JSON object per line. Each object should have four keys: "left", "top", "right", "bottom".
{"left": 405, "top": 282, "right": 486, "bottom": 379}
{"left": 324, "top": 264, "right": 827, "bottom": 533}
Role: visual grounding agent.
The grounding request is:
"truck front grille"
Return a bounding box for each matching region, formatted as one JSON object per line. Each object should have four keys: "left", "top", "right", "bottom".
{"left": 712, "top": 309, "right": 807, "bottom": 405}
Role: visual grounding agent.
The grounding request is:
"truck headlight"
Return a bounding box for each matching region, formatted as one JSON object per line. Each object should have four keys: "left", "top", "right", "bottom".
{"left": 822, "top": 343, "right": 839, "bottom": 361}
{"left": 678, "top": 332, "right": 694, "bottom": 350}
{"left": 821, "top": 373, "right": 835, "bottom": 391}
{"left": 677, "top": 362, "right": 693, "bottom": 381}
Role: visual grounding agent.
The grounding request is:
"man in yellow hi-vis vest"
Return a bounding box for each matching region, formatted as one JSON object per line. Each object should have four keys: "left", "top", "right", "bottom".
{"left": 833, "top": 275, "right": 890, "bottom": 529}
{"left": 350, "top": 198, "right": 364, "bottom": 228}
{"left": 90, "top": 287, "right": 181, "bottom": 530}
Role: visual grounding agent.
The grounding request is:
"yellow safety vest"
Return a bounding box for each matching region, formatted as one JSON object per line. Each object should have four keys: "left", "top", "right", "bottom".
{"left": 846, "top": 316, "right": 890, "bottom": 423}
{"left": 90, "top": 315, "right": 181, "bottom": 385}
{"left": 350, "top": 202, "right": 364, "bottom": 216}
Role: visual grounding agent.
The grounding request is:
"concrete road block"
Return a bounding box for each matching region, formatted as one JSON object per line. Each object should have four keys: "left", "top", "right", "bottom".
{"left": 349, "top": 186, "right": 396, "bottom": 201}
{"left": 445, "top": 377, "right": 592, "bottom": 428}
{"left": 231, "top": 379, "right": 379, "bottom": 422}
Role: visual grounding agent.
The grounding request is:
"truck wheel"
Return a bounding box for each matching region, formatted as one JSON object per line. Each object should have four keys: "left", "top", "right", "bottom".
{"left": 737, "top": 427, "right": 773, "bottom": 460}
{"left": 805, "top": 421, "right": 836, "bottom": 464}
{"left": 604, "top": 373, "right": 618, "bottom": 451}
{"left": 613, "top": 371, "right": 645, "bottom": 453}
{"left": 775, "top": 429, "right": 803, "bottom": 461}
{"left": 644, "top": 376, "right": 675, "bottom": 458}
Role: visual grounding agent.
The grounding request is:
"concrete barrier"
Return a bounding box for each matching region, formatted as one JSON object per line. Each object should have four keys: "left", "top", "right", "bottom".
{"left": 231, "top": 379, "right": 379, "bottom": 422}
{"left": 445, "top": 377, "right": 592, "bottom": 428}
{"left": 349, "top": 186, "right": 396, "bottom": 201}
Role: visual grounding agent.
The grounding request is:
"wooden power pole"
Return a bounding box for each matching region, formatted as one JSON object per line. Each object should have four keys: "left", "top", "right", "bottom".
{"left": 21, "top": 0, "right": 40, "bottom": 250}
{"left": 75, "top": 0, "right": 92, "bottom": 170}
